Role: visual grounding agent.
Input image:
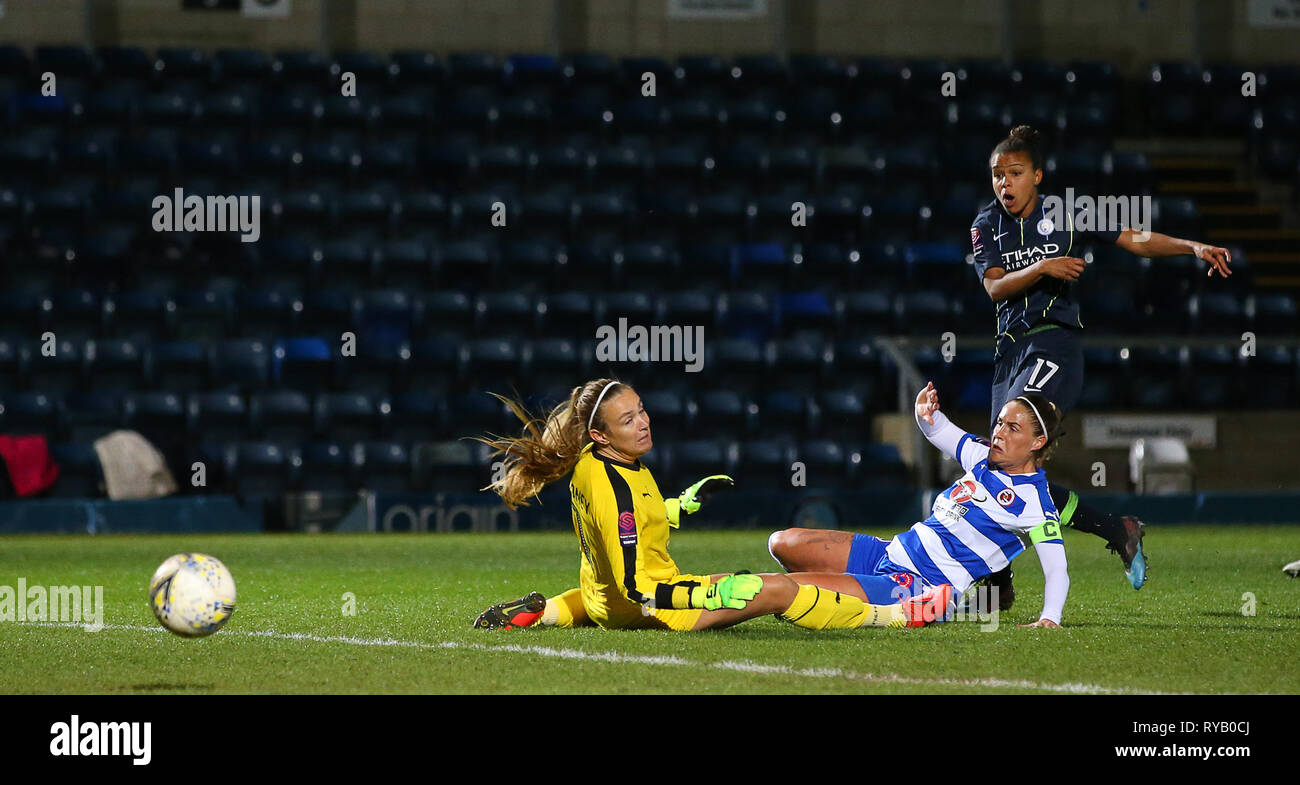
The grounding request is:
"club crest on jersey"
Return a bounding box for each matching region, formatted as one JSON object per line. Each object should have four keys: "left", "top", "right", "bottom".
{"left": 617, "top": 511, "right": 636, "bottom": 543}
{"left": 996, "top": 488, "right": 1018, "bottom": 507}
{"left": 1036, "top": 217, "right": 1054, "bottom": 236}
{"left": 949, "top": 480, "right": 987, "bottom": 504}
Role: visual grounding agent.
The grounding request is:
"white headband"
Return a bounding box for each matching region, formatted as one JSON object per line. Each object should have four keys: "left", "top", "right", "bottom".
{"left": 587, "top": 381, "right": 620, "bottom": 431}
{"left": 1015, "top": 396, "right": 1048, "bottom": 441}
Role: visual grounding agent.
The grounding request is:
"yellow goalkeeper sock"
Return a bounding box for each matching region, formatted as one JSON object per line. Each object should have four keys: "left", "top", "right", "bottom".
{"left": 779, "top": 584, "right": 908, "bottom": 629}
{"left": 540, "top": 587, "right": 586, "bottom": 628}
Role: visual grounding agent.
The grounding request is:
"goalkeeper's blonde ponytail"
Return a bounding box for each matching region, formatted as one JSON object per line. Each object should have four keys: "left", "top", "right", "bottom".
{"left": 474, "top": 378, "right": 626, "bottom": 509}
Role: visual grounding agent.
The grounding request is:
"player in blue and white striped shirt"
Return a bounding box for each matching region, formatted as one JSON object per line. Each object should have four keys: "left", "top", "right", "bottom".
{"left": 769, "top": 382, "right": 1070, "bottom": 627}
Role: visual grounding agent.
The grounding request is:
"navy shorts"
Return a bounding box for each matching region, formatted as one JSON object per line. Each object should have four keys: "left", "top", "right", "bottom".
{"left": 846, "top": 534, "right": 926, "bottom": 603}
{"left": 990, "top": 325, "right": 1083, "bottom": 432}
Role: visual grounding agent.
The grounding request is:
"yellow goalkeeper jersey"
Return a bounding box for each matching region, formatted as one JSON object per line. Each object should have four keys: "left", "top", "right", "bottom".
{"left": 568, "top": 443, "right": 705, "bottom": 628}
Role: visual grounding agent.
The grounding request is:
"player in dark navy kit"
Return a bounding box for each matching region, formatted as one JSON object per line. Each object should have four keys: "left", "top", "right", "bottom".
{"left": 969, "top": 126, "right": 1232, "bottom": 602}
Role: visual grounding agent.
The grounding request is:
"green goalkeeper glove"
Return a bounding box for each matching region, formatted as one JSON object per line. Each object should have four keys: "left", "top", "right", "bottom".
{"left": 665, "top": 474, "right": 734, "bottom": 528}
{"left": 688, "top": 573, "right": 763, "bottom": 611}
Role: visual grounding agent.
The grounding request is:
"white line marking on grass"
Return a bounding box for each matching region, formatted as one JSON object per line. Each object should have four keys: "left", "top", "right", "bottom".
{"left": 21, "top": 621, "right": 1168, "bottom": 694}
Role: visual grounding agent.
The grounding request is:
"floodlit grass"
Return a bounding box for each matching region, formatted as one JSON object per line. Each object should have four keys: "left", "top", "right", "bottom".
{"left": 1, "top": 526, "right": 1297, "bottom": 694}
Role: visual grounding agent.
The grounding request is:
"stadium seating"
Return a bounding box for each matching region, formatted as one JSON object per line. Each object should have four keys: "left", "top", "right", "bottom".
{"left": 1, "top": 45, "right": 1294, "bottom": 501}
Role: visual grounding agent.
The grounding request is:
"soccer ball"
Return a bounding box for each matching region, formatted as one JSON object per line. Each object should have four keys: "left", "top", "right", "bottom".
{"left": 148, "top": 553, "right": 237, "bottom": 638}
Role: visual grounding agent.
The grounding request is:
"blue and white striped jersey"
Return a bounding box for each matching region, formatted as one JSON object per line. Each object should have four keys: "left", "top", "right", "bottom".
{"left": 887, "top": 422, "right": 1061, "bottom": 594}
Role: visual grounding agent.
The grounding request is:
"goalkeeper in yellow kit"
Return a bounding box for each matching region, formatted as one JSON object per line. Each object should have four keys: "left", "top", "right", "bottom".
{"left": 472, "top": 378, "right": 953, "bottom": 632}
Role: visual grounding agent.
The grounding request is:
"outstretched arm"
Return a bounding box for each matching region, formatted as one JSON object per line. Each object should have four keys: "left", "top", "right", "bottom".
{"left": 915, "top": 382, "right": 988, "bottom": 471}
{"left": 1021, "top": 539, "right": 1069, "bottom": 628}
{"left": 1115, "top": 228, "right": 1232, "bottom": 278}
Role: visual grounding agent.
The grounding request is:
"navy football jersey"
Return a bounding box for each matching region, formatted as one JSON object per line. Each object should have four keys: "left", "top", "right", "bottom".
{"left": 970, "top": 193, "right": 1121, "bottom": 337}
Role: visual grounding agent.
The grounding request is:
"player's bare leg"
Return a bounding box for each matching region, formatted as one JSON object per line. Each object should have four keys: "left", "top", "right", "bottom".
{"left": 766, "top": 528, "right": 855, "bottom": 572}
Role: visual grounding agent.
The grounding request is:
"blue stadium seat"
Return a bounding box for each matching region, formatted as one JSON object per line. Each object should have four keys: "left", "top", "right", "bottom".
{"left": 61, "top": 391, "right": 123, "bottom": 442}
{"left": 855, "top": 443, "right": 909, "bottom": 489}
{"left": 300, "top": 290, "right": 357, "bottom": 335}
{"left": 340, "top": 338, "right": 409, "bottom": 396}
{"left": 408, "top": 336, "right": 465, "bottom": 393}
{"left": 658, "top": 289, "right": 715, "bottom": 328}
{"left": 139, "top": 91, "right": 196, "bottom": 128}
{"left": 1250, "top": 293, "right": 1297, "bottom": 335}
{"left": 124, "top": 391, "right": 187, "bottom": 444}
{"left": 954, "top": 347, "right": 996, "bottom": 412}
{"left": 466, "top": 338, "right": 521, "bottom": 381}
{"left": 390, "top": 51, "right": 445, "bottom": 87}
{"left": 86, "top": 338, "right": 144, "bottom": 392}
{"left": 544, "top": 291, "right": 595, "bottom": 334}
{"left": 696, "top": 390, "right": 752, "bottom": 437}
{"left": 719, "top": 291, "right": 773, "bottom": 341}
{"left": 358, "top": 289, "right": 417, "bottom": 341}
{"left": 833, "top": 340, "right": 883, "bottom": 394}
{"left": 446, "top": 393, "right": 508, "bottom": 436}
{"left": 436, "top": 238, "right": 495, "bottom": 288}
{"left": 735, "top": 242, "right": 789, "bottom": 286}
{"left": 593, "top": 143, "right": 646, "bottom": 188}
{"left": 818, "top": 389, "right": 869, "bottom": 437}
{"left": 233, "top": 442, "right": 296, "bottom": 499}
{"left": 740, "top": 440, "right": 795, "bottom": 486}
{"left": 617, "top": 242, "right": 675, "bottom": 287}
{"left": 770, "top": 339, "right": 827, "bottom": 393}
{"left": 1128, "top": 346, "right": 1184, "bottom": 410}
{"left": 535, "top": 143, "right": 591, "bottom": 185}
{"left": 189, "top": 392, "right": 248, "bottom": 443}
{"left": 475, "top": 292, "right": 538, "bottom": 335}
{"left": 388, "top": 392, "right": 444, "bottom": 441}
{"left": 250, "top": 390, "right": 315, "bottom": 441}
{"left": 1079, "top": 347, "right": 1126, "bottom": 410}
{"left": 759, "top": 391, "right": 809, "bottom": 437}
{"left": 237, "top": 290, "right": 300, "bottom": 339}
{"left": 274, "top": 337, "right": 333, "bottom": 392}
{"left": 301, "top": 442, "right": 357, "bottom": 492}
{"left": 1186, "top": 346, "right": 1239, "bottom": 409}
{"left": 276, "top": 47, "right": 335, "bottom": 84}
{"left": 48, "top": 442, "right": 103, "bottom": 498}
{"left": 52, "top": 289, "right": 106, "bottom": 339}
{"left": 156, "top": 46, "right": 210, "bottom": 80}
{"left": 1189, "top": 292, "right": 1245, "bottom": 335}
{"left": 798, "top": 440, "right": 849, "bottom": 489}
{"left": 148, "top": 340, "right": 207, "bottom": 392}
{"left": 333, "top": 50, "right": 391, "bottom": 84}
{"left": 359, "top": 441, "right": 409, "bottom": 492}
{"left": 838, "top": 291, "right": 894, "bottom": 336}
{"left": 211, "top": 339, "right": 271, "bottom": 391}
{"left": 675, "top": 439, "right": 738, "bottom": 480}
{"left": 1244, "top": 347, "right": 1295, "bottom": 408}
{"left": 315, "top": 392, "right": 382, "bottom": 442}
{"left": 173, "top": 289, "right": 231, "bottom": 340}
{"left": 417, "top": 291, "right": 472, "bottom": 339}
{"left": 27, "top": 337, "right": 84, "bottom": 394}
{"left": 2, "top": 391, "right": 61, "bottom": 439}
{"left": 411, "top": 440, "right": 486, "bottom": 493}
{"left": 215, "top": 48, "right": 273, "bottom": 81}
{"left": 597, "top": 291, "right": 656, "bottom": 327}
{"left": 779, "top": 292, "right": 834, "bottom": 334}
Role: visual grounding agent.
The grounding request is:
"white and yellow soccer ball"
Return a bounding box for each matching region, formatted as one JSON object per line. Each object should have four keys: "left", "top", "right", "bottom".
{"left": 148, "top": 553, "right": 237, "bottom": 638}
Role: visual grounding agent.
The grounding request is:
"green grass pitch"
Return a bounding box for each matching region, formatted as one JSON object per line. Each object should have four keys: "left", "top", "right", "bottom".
{"left": 2, "top": 525, "right": 1297, "bottom": 694}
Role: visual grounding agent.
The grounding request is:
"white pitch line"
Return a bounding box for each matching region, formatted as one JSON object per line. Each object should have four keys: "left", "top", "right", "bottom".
{"left": 18, "top": 621, "right": 1171, "bottom": 695}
